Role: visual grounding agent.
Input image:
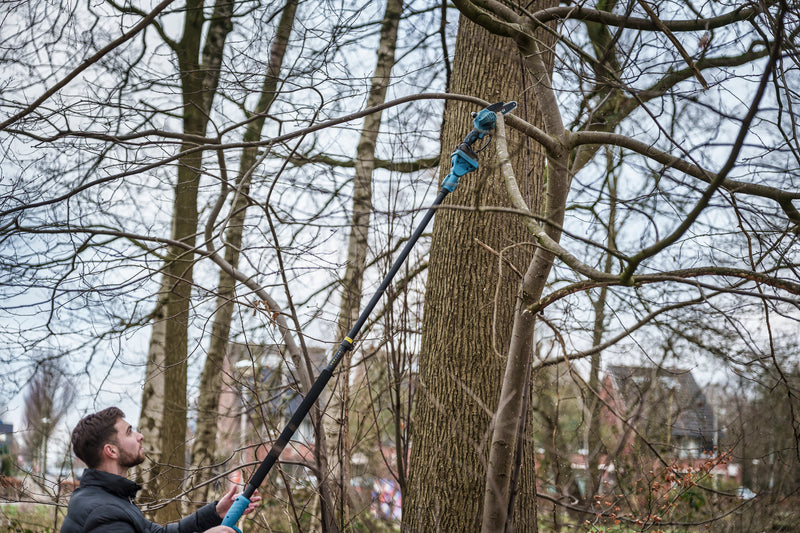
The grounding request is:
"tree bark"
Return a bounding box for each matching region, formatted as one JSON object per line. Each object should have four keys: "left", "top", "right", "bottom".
{"left": 404, "top": 4, "right": 551, "bottom": 529}
{"left": 136, "top": 284, "right": 168, "bottom": 505}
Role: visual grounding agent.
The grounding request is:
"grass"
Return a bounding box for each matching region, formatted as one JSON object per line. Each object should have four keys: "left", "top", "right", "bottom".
{"left": 0, "top": 503, "right": 66, "bottom": 533}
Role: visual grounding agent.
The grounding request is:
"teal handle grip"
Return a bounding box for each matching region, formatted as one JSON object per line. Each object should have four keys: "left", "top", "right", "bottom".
{"left": 221, "top": 494, "right": 250, "bottom": 532}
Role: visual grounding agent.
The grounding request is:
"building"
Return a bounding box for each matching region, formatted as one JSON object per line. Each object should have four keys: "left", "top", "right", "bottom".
{"left": 215, "top": 343, "right": 329, "bottom": 483}
{"left": 602, "top": 365, "right": 718, "bottom": 458}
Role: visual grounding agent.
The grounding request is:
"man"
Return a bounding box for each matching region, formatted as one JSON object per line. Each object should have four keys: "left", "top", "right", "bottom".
{"left": 61, "top": 407, "right": 260, "bottom": 532}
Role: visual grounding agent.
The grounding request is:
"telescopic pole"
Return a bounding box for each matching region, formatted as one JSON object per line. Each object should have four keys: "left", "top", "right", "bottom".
{"left": 221, "top": 101, "right": 515, "bottom": 531}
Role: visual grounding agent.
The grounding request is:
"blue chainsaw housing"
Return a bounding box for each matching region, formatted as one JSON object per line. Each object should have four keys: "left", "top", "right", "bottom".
{"left": 440, "top": 102, "right": 514, "bottom": 193}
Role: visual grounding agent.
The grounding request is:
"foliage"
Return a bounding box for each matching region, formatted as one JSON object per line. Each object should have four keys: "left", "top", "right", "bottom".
{"left": 0, "top": 444, "right": 13, "bottom": 477}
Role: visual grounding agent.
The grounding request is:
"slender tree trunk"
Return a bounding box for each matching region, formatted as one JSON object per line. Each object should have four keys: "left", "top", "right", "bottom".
{"left": 586, "top": 312, "right": 605, "bottom": 499}
{"left": 532, "top": 367, "right": 581, "bottom": 531}
{"left": 136, "top": 285, "right": 168, "bottom": 505}
{"left": 189, "top": 0, "right": 299, "bottom": 505}
{"left": 404, "top": 4, "right": 550, "bottom": 529}
{"left": 155, "top": 122, "right": 202, "bottom": 523}
{"left": 586, "top": 158, "right": 617, "bottom": 502}
{"left": 325, "top": 1, "right": 402, "bottom": 530}
{"left": 139, "top": 0, "right": 233, "bottom": 522}
{"left": 480, "top": 27, "right": 563, "bottom": 532}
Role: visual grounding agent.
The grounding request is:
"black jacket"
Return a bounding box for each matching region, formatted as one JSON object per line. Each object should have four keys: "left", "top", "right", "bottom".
{"left": 60, "top": 469, "right": 223, "bottom": 533}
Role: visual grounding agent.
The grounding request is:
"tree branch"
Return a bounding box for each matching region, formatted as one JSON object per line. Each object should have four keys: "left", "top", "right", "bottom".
{"left": 568, "top": 130, "right": 800, "bottom": 227}
{"left": 0, "top": 0, "right": 178, "bottom": 131}
{"left": 527, "top": 4, "right": 764, "bottom": 32}
{"left": 621, "top": 14, "right": 786, "bottom": 281}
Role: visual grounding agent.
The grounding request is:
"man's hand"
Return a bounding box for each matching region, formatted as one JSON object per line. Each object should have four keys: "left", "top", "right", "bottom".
{"left": 205, "top": 527, "right": 235, "bottom": 533}
{"left": 215, "top": 485, "right": 262, "bottom": 519}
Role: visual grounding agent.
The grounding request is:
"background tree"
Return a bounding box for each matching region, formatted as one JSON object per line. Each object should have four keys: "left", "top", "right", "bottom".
{"left": 711, "top": 339, "right": 800, "bottom": 530}
{"left": 187, "top": 0, "right": 300, "bottom": 507}
{"left": 21, "top": 359, "right": 76, "bottom": 476}
{"left": 137, "top": 0, "right": 234, "bottom": 520}
{"left": 324, "top": 0, "right": 403, "bottom": 528}
{"left": 0, "top": 444, "right": 13, "bottom": 477}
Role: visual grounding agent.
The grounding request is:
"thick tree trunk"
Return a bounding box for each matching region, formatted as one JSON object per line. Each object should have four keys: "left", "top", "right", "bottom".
{"left": 404, "top": 7, "right": 549, "bottom": 530}
{"left": 325, "top": 0, "right": 402, "bottom": 529}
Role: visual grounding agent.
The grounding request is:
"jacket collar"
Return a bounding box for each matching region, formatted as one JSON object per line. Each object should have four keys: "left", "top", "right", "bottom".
{"left": 80, "top": 468, "right": 142, "bottom": 500}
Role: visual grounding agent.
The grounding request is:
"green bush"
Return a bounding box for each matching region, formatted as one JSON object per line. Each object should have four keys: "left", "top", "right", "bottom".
{"left": 0, "top": 443, "right": 12, "bottom": 477}
{"left": 0, "top": 455, "right": 13, "bottom": 477}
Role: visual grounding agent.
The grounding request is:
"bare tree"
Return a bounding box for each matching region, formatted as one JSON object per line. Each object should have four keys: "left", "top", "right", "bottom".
{"left": 21, "top": 358, "right": 76, "bottom": 475}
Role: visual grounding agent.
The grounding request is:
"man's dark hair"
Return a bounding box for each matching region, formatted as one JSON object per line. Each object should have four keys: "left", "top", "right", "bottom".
{"left": 71, "top": 407, "right": 125, "bottom": 469}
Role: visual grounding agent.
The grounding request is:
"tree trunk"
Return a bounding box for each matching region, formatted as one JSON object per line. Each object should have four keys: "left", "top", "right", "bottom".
{"left": 404, "top": 6, "right": 550, "bottom": 530}
{"left": 135, "top": 284, "right": 168, "bottom": 506}
{"left": 155, "top": 135, "right": 200, "bottom": 523}
{"left": 586, "top": 159, "right": 617, "bottom": 502}
{"left": 325, "top": 0, "right": 402, "bottom": 529}
{"left": 140, "top": 0, "right": 233, "bottom": 522}
{"left": 533, "top": 367, "right": 581, "bottom": 531}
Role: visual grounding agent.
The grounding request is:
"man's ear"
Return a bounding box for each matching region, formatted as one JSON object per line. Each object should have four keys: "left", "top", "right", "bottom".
{"left": 103, "top": 442, "right": 118, "bottom": 460}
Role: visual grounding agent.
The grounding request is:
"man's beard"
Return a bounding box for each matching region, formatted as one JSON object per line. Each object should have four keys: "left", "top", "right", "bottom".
{"left": 118, "top": 448, "right": 145, "bottom": 468}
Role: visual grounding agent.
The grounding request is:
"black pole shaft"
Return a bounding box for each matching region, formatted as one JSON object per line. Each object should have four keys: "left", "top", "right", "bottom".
{"left": 241, "top": 187, "right": 450, "bottom": 499}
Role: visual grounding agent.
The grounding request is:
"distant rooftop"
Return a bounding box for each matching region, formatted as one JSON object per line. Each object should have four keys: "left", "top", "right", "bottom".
{"left": 606, "top": 365, "right": 716, "bottom": 442}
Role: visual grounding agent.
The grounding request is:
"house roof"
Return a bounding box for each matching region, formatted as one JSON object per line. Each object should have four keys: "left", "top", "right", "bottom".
{"left": 229, "top": 342, "right": 329, "bottom": 415}
{"left": 606, "top": 365, "right": 716, "bottom": 442}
